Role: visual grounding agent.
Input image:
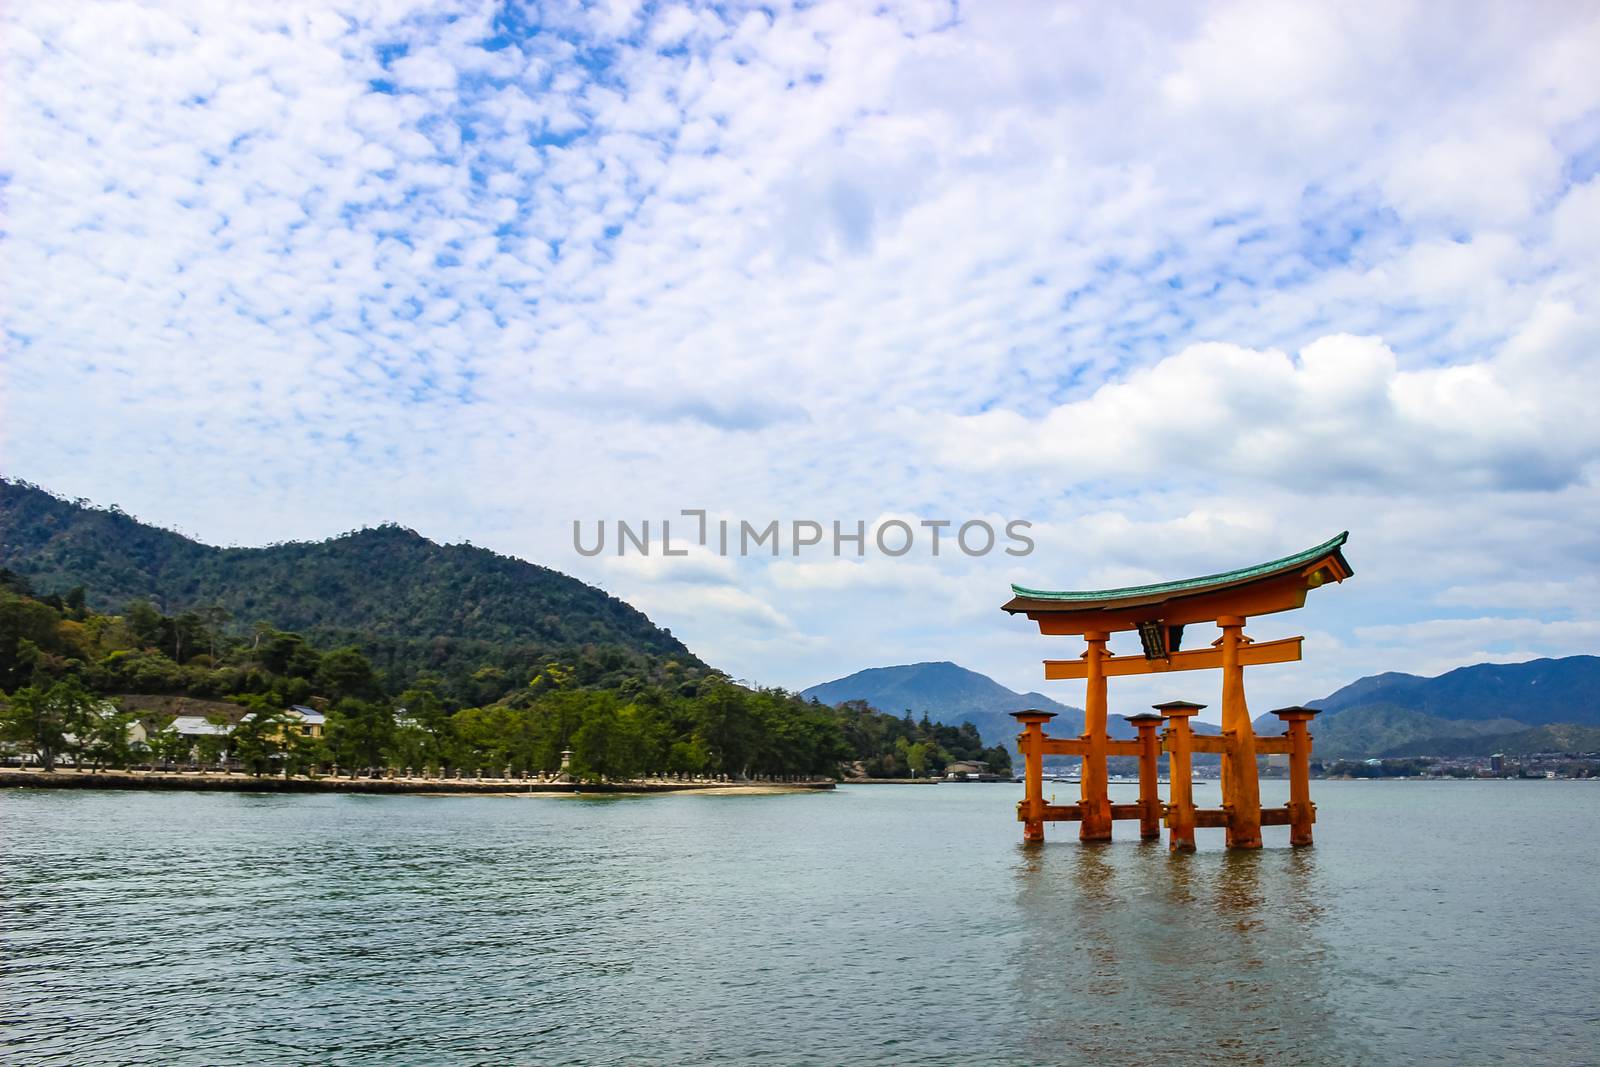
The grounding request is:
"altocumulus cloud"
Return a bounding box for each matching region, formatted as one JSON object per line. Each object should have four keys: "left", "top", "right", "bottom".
{"left": 2, "top": 0, "right": 1599, "bottom": 710}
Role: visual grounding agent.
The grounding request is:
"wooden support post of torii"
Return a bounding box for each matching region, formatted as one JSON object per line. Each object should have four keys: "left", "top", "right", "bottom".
{"left": 1273, "top": 706, "right": 1320, "bottom": 847}
{"left": 1126, "top": 712, "right": 1164, "bottom": 840}
{"left": 1001, "top": 531, "right": 1353, "bottom": 850}
{"left": 1154, "top": 701, "right": 1201, "bottom": 851}
{"left": 1219, "top": 614, "right": 1263, "bottom": 849}
{"left": 1079, "top": 631, "right": 1112, "bottom": 842}
{"left": 1014, "top": 710, "right": 1055, "bottom": 843}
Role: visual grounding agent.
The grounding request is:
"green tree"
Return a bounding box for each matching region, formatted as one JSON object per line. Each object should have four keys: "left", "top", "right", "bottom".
{"left": 123, "top": 600, "right": 166, "bottom": 650}
{"left": 82, "top": 703, "right": 138, "bottom": 769}
{"left": 570, "top": 697, "right": 651, "bottom": 781}
{"left": 0, "top": 595, "right": 60, "bottom": 689}
{"left": 228, "top": 697, "right": 288, "bottom": 777}
{"left": 195, "top": 715, "right": 231, "bottom": 769}
{"left": 316, "top": 647, "right": 380, "bottom": 702}
{"left": 148, "top": 717, "right": 194, "bottom": 765}
{"left": 172, "top": 611, "right": 207, "bottom": 664}
{"left": 982, "top": 744, "right": 1013, "bottom": 775}
{"left": 284, "top": 726, "right": 330, "bottom": 777}
{"left": 326, "top": 698, "right": 394, "bottom": 770}
{"left": 396, "top": 677, "right": 453, "bottom": 766}
{"left": 0, "top": 678, "right": 97, "bottom": 770}
{"left": 692, "top": 682, "right": 760, "bottom": 777}
{"left": 901, "top": 739, "right": 931, "bottom": 778}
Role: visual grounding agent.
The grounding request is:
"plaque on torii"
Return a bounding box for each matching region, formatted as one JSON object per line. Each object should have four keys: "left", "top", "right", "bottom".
{"left": 1003, "top": 532, "right": 1352, "bottom": 850}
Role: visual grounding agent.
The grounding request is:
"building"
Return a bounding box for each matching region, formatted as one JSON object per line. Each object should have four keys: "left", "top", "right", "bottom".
{"left": 944, "top": 759, "right": 1002, "bottom": 781}
{"left": 286, "top": 705, "right": 327, "bottom": 738}
{"left": 169, "top": 715, "right": 233, "bottom": 741}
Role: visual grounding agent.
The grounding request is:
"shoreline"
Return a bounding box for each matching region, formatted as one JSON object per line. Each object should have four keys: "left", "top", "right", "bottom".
{"left": 0, "top": 768, "right": 835, "bottom": 797}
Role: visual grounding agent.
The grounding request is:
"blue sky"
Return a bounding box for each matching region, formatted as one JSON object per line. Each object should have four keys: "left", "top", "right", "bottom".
{"left": 4, "top": 1, "right": 1599, "bottom": 716}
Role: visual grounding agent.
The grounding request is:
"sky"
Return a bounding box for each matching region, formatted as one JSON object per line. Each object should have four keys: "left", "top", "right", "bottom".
{"left": 4, "top": 0, "right": 1599, "bottom": 720}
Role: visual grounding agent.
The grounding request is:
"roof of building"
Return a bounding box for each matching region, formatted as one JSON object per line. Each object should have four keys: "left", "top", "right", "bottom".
{"left": 1002, "top": 532, "right": 1352, "bottom": 631}
{"left": 287, "top": 705, "right": 327, "bottom": 725}
{"left": 170, "top": 715, "right": 232, "bottom": 736}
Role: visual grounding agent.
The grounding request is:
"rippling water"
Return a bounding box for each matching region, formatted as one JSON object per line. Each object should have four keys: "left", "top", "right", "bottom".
{"left": 2, "top": 780, "right": 1596, "bottom": 1065}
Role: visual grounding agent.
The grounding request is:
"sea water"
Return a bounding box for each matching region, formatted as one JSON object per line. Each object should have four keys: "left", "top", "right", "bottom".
{"left": 2, "top": 780, "right": 1595, "bottom": 1065}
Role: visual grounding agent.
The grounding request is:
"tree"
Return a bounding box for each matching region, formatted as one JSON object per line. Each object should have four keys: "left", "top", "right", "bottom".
{"left": 82, "top": 703, "right": 138, "bottom": 770}
{"left": 148, "top": 717, "right": 194, "bottom": 765}
{"left": 198, "top": 603, "right": 231, "bottom": 660}
{"left": 396, "top": 677, "right": 452, "bottom": 767}
{"left": 0, "top": 595, "right": 60, "bottom": 689}
{"left": 228, "top": 698, "right": 288, "bottom": 777}
{"left": 982, "top": 745, "right": 1013, "bottom": 775}
{"left": 195, "top": 715, "right": 231, "bottom": 768}
{"left": 692, "top": 682, "right": 761, "bottom": 777}
{"left": 123, "top": 600, "right": 166, "bottom": 650}
{"left": 316, "top": 647, "right": 380, "bottom": 702}
{"left": 570, "top": 698, "right": 647, "bottom": 781}
{"left": 902, "top": 739, "right": 931, "bottom": 778}
{"left": 0, "top": 678, "right": 97, "bottom": 770}
{"left": 171, "top": 611, "right": 209, "bottom": 665}
{"left": 284, "top": 726, "right": 330, "bottom": 777}
{"left": 326, "top": 699, "right": 394, "bottom": 770}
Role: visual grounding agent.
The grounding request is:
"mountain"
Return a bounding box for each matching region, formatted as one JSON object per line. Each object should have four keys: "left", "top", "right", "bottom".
{"left": 802, "top": 661, "right": 1091, "bottom": 750}
{"left": 1280, "top": 703, "right": 1533, "bottom": 760}
{"left": 1379, "top": 723, "right": 1600, "bottom": 759}
{"left": 0, "top": 479, "right": 693, "bottom": 665}
{"left": 1314, "top": 656, "right": 1600, "bottom": 725}
{"left": 1259, "top": 656, "right": 1600, "bottom": 759}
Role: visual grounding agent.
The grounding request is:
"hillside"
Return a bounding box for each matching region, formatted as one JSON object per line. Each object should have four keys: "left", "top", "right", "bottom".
{"left": 1261, "top": 655, "right": 1600, "bottom": 759}
{"left": 1276, "top": 703, "right": 1532, "bottom": 760}
{"left": 0, "top": 479, "right": 693, "bottom": 671}
{"left": 1316, "top": 656, "right": 1600, "bottom": 725}
{"left": 803, "top": 661, "right": 1091, "bottom": 750}
{"left": 1379, "top": 723, "right": 1600, "bottom": 759}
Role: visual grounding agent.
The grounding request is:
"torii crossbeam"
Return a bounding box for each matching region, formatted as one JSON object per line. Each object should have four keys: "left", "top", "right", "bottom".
{"left": 1003, "top": 532, "right": 1352, "bottom": 850}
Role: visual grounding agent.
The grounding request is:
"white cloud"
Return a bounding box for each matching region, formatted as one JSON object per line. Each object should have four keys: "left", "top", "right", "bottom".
{"left": 932, "top": 326, "right": 1600, "bottom": 494}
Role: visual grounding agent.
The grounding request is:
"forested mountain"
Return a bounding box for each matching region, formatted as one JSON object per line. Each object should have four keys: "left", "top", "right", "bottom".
{"left": 802, "top": 661, "right": 1092, "bottom": 750}
{"left": 0, "top": 480, "right": 1013, "bottom": 778}
{"left": 0, "top": 575, "right": 1008, "bottom": 779}
{"left": 0, "top": 479, "right": 692, "bottom": 695}
{"left": 1314, "top": 657, "right": 1600, "bottom": 725}
{"left": 1260, "top": 656, "right": 1600, "bottom": 759}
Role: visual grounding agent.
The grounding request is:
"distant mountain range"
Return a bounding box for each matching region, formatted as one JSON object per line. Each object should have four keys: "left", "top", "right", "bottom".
{"left": 802, "top": 660, "right": 1112, "bottom": 753}
{"left": 808, "top": 655, "right": 1600, "bottom": 761}
{"left": 1314, "top": 656, "right": 1600, "bottom": 724}
{"left": 0, "top": 479, "right": 693, "bottom": 664}
{"left": 1287, "top": 656, "right": 1600, "bottom": 759}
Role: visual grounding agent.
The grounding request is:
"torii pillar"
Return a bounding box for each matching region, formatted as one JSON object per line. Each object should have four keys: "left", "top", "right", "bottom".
{"left": 1272, "top": 706, "right": 1320, "bottom": 846}
{"left": 1154, "top": 701, "right": 1202, "bottom": 852}
{"left": 1079, "top": 630, "right": 1113, "bottom": 842}
{"left": 1014, "top": 710, "right": 1056, "bottom": 843}
{"left": 1218, "top": 614, "right": 1263, "bottom": 850}
{"left": 1125, "top": 711, "right": 1165, "bottom": 840}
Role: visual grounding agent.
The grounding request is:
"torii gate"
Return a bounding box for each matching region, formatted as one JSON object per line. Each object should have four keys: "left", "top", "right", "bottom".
{"left": 1003, "top": 532, "right": 1352, "bottom": 850}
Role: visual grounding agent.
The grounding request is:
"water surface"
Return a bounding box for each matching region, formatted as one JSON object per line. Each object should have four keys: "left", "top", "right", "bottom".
{"left": 2, "top": 780, "right": 1595, "bottom": 1065}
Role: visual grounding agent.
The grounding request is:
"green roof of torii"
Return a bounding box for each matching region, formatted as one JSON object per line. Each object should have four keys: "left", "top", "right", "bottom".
{"left": 1007, "top": 531, "right": 1351, "bottom": 606}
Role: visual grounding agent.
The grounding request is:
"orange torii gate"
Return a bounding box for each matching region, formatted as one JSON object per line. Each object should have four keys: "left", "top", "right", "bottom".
{"left": 1003, "top": 532, "right": 1352, "bottom": 850}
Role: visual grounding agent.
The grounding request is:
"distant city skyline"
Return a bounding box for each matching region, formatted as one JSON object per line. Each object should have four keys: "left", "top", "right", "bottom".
{"left": 5, "top": 2, "right": 1599, "bottom": 712}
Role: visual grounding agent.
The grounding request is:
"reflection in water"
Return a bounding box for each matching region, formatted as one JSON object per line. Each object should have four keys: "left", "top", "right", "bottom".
{"left": 1014, "top": 840, "right": 1366, "bottom": 1066}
